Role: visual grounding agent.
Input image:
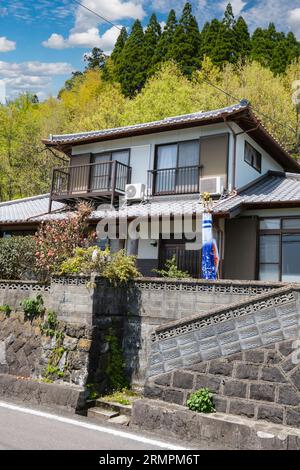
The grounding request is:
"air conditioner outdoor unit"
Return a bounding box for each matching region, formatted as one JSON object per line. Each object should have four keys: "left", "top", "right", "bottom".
{"left": 199, "top": 176, "right": 225, "bottom": 195}
{"left": 125, "top": 183, "right": 146, "bottom": 201}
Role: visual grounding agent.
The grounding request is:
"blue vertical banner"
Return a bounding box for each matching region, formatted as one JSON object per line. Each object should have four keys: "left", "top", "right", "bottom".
{"left": 202, "top": 212, "right": 219, "bottom": 280}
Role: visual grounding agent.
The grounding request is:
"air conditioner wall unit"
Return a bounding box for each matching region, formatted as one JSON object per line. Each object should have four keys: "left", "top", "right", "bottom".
{"left": 199, "top": 176, "right": 225, "bottom": 194}
{"left": 125, "top": 183, "right": 146, "bottom": 201}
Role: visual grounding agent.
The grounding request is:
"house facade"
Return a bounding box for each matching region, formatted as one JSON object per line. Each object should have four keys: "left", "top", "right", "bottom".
{"left": 1, "top": 100, "right": 300, "bottom": 282}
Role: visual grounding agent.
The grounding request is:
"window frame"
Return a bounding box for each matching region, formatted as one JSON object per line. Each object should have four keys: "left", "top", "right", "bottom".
{"left": 244, "top": 141, "right": 262, "bottom": 173}
{"left": 154, "top": 139, "right": 200, "bottom": 172}
{"left": 259, "top": 216, "right": 300, "bottom": 281}
{"left": 92, "top": 148, "right": 131, "bottom": 166}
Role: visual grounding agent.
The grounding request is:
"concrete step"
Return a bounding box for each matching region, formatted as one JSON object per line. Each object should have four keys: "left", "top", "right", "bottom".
{"left": 95, "top": 399, "right": 132, "bottom": 417}
{"left": 87, "top": 407, "right": 119, "bottom": 421}
{"left": 108, "top": 414, "right": 130, "bottom": 426}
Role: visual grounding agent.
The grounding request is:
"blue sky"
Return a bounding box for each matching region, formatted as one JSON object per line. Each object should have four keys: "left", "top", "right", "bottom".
{"left": 0, "top": 0, "right": 300, "bottom": 101}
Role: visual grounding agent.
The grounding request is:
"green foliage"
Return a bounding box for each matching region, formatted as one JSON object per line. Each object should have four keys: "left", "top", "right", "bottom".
{"left": 153, "top": 255, "right": 190, "bottom": 279}
{"left": 60, "top": 247, "right": 140, "bottom": 285}
{"left": 116, "top": 20, "right": 147, "bottom": 97}
{"left": 101, "top": 388, "right": 139, "bottom": 406}
{"left": 86, "top": 383, "right": 99, "bottom": 400}
{"left": 40, "top": 310, "right": 61, "bottom": 338}
{"left": 186, "top": 388, "right": 215, "bottom": 413}
{"left": 84, "top": 47, "right": 107, "bottom": 70}
{"left": 144, "top": 13, "right": 162, "bottom": 75}
{"left": 0, "top": 236, "right": 37, "bottom": 280}
{"left": 170, "top": 2, "right": 201, "bottom": 75}
{"left": 105, "top": 328, "right": 129, "bottom": 392}
{"left": 0, "top": 304, "right": 12, "bottom": 316}
{"left": 43, "top": 337, "right": 66, "bottom": 380}
{"left": 154, "top": 10, "right": 177, "bottom": 63}
{"left": 21, "top": 294, "right": 45, "bottom": 320}
{"left": 102, "top": 249, "right": 140, "bottom": 285}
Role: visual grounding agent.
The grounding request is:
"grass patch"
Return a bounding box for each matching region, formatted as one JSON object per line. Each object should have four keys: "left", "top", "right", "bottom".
{"left": 101, "top": 388, "right": 140, "bottom": 406}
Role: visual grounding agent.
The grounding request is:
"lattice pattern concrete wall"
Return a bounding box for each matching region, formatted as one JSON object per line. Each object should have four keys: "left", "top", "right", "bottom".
{"left": 148, "top": 286, "right": 300, "bottom": 376}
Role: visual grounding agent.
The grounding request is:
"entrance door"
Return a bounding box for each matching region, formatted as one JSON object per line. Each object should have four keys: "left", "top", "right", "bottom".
{"left": 159, "top": 239, "right": 201, "bottom": 278}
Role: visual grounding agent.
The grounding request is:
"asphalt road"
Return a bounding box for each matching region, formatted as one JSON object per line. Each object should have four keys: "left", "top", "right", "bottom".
{"left": 0, "top": 400, "right": 187, "bottom": 450}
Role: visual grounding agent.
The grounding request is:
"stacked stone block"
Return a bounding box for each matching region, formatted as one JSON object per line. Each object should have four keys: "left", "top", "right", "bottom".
{"left": 145, "top": 339, "right": 300, "bottom": 427}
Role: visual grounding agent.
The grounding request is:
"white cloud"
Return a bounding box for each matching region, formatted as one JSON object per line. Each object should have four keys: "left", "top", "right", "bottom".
{"left": 242, "top": 1, "right": 300, "bottom": 34}
{"left": 43, "top": 0, "right": 145, "bottom": 53}
{"left": 73, "top": 0, "right": 145, "bottom": 32}
{"left": 0, "top": 36, "right": 16, "bottom": 52}
{"left": 287, "top": 8, "right": 300, "bottom": 39}
{"left": 0, "top": 60, "right": 73, "bottom": 100}
{"left": 43, "top": 26, "right": 121, "bottom": 54}
{"left": 42, "top": 33, "right": 69, "bottom": 50}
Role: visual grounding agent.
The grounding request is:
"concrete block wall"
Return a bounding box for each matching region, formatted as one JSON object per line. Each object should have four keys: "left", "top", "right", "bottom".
{"left": 144, "top": 339, "right": 300, "bottom": 428}
{"left": 148, "top": 286, "right": 300, "bottom": 377}
{"left": 48, "top": 277, "right": 283, "bottom": 385}
{"left": 0, "top": 280, "right": 51, "bottom": 311}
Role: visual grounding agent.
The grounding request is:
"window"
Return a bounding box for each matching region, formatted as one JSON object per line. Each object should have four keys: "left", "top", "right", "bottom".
{"left": 91, "top": 149, "right": 130, "bottom": 191}
{"left": 282, "top": 234, "right": 300, "bottom": 281}
{"left": 244, "top": 141, "right": 261, "bottom": 173}
{"left": 155, "top": 140, "right": 199, "bottom": 194}
{"left": 259, "top": 234, "right": 280, "bottom": 281}
{"left": 259, "top": 217, "right": 300, "bottom": 281}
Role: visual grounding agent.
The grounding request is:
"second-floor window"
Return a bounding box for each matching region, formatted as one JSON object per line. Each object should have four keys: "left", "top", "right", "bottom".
{"left": 154, "top": 140, "right": 199, "bottom": 194}
{"left": 91, "top": 149, "right": 130, "bottom": 191}
{"left": 244, "top": 141, "right": 261, "bottom": 173}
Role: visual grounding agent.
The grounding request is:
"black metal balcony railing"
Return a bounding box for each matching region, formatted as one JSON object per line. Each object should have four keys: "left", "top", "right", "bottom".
{"left": 51, "top": 161, "right": 132, "bottom": 201}
{"left": 148, "top": 165, "right": 201, "bottom": 196}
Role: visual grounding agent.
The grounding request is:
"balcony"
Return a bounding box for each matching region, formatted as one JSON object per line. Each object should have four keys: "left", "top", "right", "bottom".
{"left": 148, "top": 166, "right": 226, "bottom": 196}
{"left": 50, "top": 160, "right": 132, "bottom": 205}
{"left": 148, "top": 165, "right": 201, "bottom": 196}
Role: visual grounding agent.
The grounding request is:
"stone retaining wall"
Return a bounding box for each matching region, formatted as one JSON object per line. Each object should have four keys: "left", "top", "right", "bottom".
{"left": 131, "top": 398, "right": 300, "bottom": 449}
{"left": 0, "top": 310, "right": 92, "bottom": 387}
{"left": 145, "top": 339, "right": 300, "bottom": 428}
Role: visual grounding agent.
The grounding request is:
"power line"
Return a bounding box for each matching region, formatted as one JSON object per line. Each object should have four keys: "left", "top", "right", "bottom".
{"left": 72, "top": 0, "right": 122, "bottom": 31}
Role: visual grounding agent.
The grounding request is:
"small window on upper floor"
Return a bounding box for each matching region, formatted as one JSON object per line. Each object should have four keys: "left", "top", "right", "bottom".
{"left": 244, "top": 141, "right": 261, "bottom": 173}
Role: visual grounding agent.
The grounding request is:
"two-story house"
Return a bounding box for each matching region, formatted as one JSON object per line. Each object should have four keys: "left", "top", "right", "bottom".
{"left": 1, "top": 100, "right": 300, "bottom": 282}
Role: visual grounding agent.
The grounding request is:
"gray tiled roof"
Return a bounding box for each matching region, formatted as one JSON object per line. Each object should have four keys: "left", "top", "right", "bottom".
{"left": 214, "top": 172, "right": 300, "bottom": 214}
{"left": 46, "top": 102, "right": 249, "bottom": 144}
{"left": 0, "top": 194, "right": 66, "bottom": 224}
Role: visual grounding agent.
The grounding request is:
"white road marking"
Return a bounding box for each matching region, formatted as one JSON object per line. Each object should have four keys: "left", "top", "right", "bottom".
{"left": 0, "top": 401, "right": 187, "bottom": 450}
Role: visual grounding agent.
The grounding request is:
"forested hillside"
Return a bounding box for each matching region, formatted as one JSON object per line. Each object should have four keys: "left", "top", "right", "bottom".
{"left": 0, "top": 2, "right": 299, "bottom": 202}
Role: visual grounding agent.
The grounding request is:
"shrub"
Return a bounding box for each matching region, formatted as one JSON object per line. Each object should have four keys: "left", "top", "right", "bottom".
{"left": 40, "top": 310, "right": 60, "bottom": 337}
{"left": 186, "top": 388, "right": 215, "bottom": 413}
{"left": 35, "top": 201, "right": 94, "bottom": 280}
{"left": 102, "top": 249, "right": 140, "bottom": 285}
{"left": 0, "top": 236, "right": 37, "bottom": 280}
{"left": 153, "top": 255, "right": 190, "bottom": 279}
{"left": 60, "top": 247, "right": 140, "bottom": 285}
{"left": 0, "top": 304, "right": 12, "bottom": 316}
{"left": 21, "top": 294, "right": 45, "bottom": 320}
{"left": 60, "top": 246, "right": 110, "bottom": 275}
